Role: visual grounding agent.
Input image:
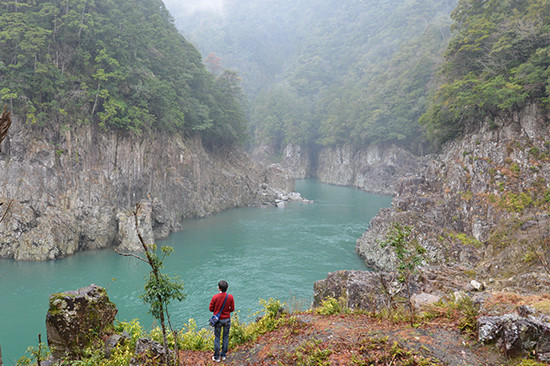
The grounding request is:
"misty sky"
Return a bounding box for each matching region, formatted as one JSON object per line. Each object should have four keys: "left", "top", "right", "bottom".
{"left": 162, "top": 0, "right": 225, "bottom": 16}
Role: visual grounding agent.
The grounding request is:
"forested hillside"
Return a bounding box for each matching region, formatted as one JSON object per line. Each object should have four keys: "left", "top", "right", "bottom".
{"left": 0, "top": 0, "right": 246, "bottom": 148}
{"left": 173, "top": 0, "right": 457, "bottom": 153}
{"left": 421, "top": 0, "right": 550, "bottom": 146}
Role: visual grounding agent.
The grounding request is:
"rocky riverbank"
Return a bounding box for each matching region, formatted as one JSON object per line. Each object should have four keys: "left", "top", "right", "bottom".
{"left": 0, "top": 117, "right": 296, "bottom": 261}
{"left": 355, "top": 103, "right": 550, "bottom": 292}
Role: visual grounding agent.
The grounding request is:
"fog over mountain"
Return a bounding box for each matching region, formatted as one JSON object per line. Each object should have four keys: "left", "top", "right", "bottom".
{"left": 161, "top": 0, "right": 457, "bottom": 153}
{"left": 162, "top": 0, "right": 225, "bottom": 16}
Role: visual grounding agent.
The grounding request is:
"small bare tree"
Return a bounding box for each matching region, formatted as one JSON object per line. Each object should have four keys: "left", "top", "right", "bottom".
{"left": 116, "top": 203, "right": 185, "bottom": 365}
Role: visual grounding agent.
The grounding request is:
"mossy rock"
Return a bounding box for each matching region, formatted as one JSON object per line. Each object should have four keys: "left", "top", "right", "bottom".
{"left": 45, "top": 284, "right": 118, "bottom": 359}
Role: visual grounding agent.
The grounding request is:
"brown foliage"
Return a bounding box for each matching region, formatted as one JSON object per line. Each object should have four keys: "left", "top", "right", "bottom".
{"left": 0, "top": 106, "right": 11, "bottom": 152}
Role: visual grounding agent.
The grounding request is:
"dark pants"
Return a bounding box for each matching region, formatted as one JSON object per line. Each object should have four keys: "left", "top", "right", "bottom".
{"left": 214, "top": 318, "right": 231, "bottom": 359}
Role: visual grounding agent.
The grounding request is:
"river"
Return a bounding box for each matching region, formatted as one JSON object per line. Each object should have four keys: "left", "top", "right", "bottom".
{"left": 0, "top": 179, "right": 391, "bottom": 364}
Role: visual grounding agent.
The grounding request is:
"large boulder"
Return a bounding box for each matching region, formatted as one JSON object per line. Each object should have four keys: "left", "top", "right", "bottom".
{"left": 46, "top": 284, "right": 117, "bottom": 359}
{"left": 313, "top": 269, "right": 469, "bottom": 313}
{"left": 478, "top": 313, "right": 550, "bottom": 361}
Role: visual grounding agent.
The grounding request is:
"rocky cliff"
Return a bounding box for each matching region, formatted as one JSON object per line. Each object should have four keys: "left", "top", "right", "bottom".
{"left": 273, "top": 142, "right": 427, "bottom": 196}
{"left": 356, "top": 104, "right": 550, "bottom": 290}
{"left": 315, "top": 143, "right": 427, "bottom": 196}
{"left": 0, "top": 117, "right": 294, "bottom": 261}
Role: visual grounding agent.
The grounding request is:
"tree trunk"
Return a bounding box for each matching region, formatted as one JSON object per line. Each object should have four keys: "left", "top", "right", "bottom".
{"left": 159, "top": 304, "right": 169, "bottom": 365}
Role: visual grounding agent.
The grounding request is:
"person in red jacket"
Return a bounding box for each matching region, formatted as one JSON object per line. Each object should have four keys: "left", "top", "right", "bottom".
{"left": 209, "top": 280, "right": 235, "bottom": 362}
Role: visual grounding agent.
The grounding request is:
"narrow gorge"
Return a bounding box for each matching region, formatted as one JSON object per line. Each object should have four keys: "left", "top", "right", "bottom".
{"left": 270, "top": 104, "right": 550, "bottom": 293}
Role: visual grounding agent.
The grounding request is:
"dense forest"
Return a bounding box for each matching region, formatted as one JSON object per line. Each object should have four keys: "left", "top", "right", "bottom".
{"left": 421, "top": 0, "right": 550, "bottom": 145}
{"left": 175, "top": 0, "right": 550, "bottom": 154}
{"left": 175, "top": 0, "right": 458, "bottom": 153}
{"left": 0, "top": 0, "right": 247, "bottom": 149}
{"left": 3, "top": 0, "right": 549, "bottom": 154}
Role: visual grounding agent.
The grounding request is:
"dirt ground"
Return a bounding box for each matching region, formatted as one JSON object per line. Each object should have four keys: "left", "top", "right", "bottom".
{"left": 178, "top": 313, "right": 510, "bottom": 366}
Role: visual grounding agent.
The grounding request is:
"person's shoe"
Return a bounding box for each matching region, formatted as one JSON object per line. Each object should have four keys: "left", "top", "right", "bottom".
{"left": 221, "top": 356, "right": 227, "bottom": 361}
{"left": 212, "top": 356, "right": 220, "bottom": 362}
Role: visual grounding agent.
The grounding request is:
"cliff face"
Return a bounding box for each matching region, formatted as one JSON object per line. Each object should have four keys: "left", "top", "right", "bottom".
{"left": 356, "top": 104, "right": 550, "bottom": 288}
{"left": 0, "top": 118, "right": 293, "bottom": 260}
{"left": 278, "top": 142, "right": 426, "bottom": 196}
{"left": 315, "top": 144, "right": 427, "bottom": 196}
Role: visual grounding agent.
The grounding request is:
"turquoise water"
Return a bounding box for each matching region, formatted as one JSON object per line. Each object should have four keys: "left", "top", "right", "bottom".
{"left": 0, "top": 180, "right": 391, "bottom": 364}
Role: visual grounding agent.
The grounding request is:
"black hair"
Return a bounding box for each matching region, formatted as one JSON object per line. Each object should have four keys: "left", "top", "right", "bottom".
{"left": 218, "top": 280, "right": 228, "bottom": 292}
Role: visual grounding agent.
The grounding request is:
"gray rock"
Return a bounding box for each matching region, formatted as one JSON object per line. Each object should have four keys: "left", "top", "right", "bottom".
{"left": 470, "top": 280, "right": 485, "bottom": 291}
{"left": 355, "top": 103, "right": 550, "bottom": 282}
{"left": 536, "top": 329, "right": 550, "bottom": 362}
{"left": 478, "top": 314, "right": 550, "bottom": 358}
{"left": 104, "top": 332, "right": 130, "bottom": 358}
{"left": 314, "top": 143, "right": 427, "bottom": 196}
{"left": 116, "top": 200, "right": 155, "bottom": 252}
{"left": 279, "top": 143, "right": 311, "bottom": 179}
{"left": 0, "top": 120, "right": 295, "bottom": 261}
{"left": 313, "top": 269, "right": 466, "bottom": 314}
{"left": 453, "top": 291, "right": 470, "bottom": 304}
{"left": 135, "top": 337, "right": 172, "bottom": 359}
{"left": 46, "top": 284, "right": 117, "bottom": 359}
{"left": 411, "top": 292, "right": 441, "bottom": 309}
{"left": 313, "top": 270, "right": 398, "bottom": 314}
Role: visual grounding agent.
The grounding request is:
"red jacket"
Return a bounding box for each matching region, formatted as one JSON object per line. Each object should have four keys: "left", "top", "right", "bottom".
{"left": 209, "top": 292, "right": 235, "bottom": 319}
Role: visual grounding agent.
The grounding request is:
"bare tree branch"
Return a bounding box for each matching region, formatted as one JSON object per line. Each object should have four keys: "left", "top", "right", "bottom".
{"left": 113, "top": 248, "right": 149, "bottom": 263}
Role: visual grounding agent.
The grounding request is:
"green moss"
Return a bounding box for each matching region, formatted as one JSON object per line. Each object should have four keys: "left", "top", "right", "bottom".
{"left": 498, "top": 192, "right": 533, "bottom": 212}
{"left": 515, "top": 360, "right": 548, "bottom": 366}
{"left": 450, "top": 232, "right": 483, "bottom": 248}
{"left": 522, "top": 251, "right": 538, "bottom": 263}
{"left": 315, "top": 296, "right": 350, "bottom": 316}
{"left": 529, "top": 146, "right": 541, "bottom": 158}
{"left": 533, "top": 300, "right": 550, "bottom": 314}
{"left": 462, "top": 269, "right": 477, "bottom": 278}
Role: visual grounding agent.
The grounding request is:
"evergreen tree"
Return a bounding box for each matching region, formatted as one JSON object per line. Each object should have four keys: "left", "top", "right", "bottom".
{"left": 0, "top": 0, "right": 247, "bottom": 147}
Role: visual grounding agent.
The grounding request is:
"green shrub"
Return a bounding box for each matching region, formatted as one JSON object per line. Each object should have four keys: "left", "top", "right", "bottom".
{"left": 177, "top": 318, "right": 214, "bottom": 351}
{"left": 114, "top": 319, "right": 144, "bottom": 346}
{"left": 315, "top": 296, "right": 350, "bottom": 316}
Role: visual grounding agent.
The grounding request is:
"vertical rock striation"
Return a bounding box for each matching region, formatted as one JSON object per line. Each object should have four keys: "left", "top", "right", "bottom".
{"left": 278, "top": 142, "right": 427, "bottom": 196}
{"left": 0, "top": 119, "right": 293, "bottom": 260}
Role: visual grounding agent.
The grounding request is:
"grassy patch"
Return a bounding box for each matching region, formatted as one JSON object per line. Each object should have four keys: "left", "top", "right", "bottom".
{"left": 353, "top": 336, "right": 440, "bottom": 365}
{"left": 450, "top": 232, "right": 483, "bottom": 248}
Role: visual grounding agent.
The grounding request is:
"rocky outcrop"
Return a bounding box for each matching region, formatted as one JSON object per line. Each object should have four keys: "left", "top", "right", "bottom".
{"left": 0, "top": 119, "right": 294, "bottom": 260}
{"left": 252, "top": 143, "right": 313, "bottom": 179}
{"left": 478, "top": 309, "right": 550, "bottom": 361}
{"left": 313, "top": 269, "right": 470, "bottom": 313}
{"left": 46, "top": 284, "right": 117, "bottom": 359}
{"left": 279, "top": 143, "right": 312, "bottom": 179}
{"left": 315, "top": 143, "right": 428, "bottom": 195}
{"left": 356, "top": 104, "right": 550, "bottom": 281}
{"left": 253, "top": 141, "right": 426, "bottom": 195}
{"left": 134, "top": 338, "right": 172, "bottom": 362}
